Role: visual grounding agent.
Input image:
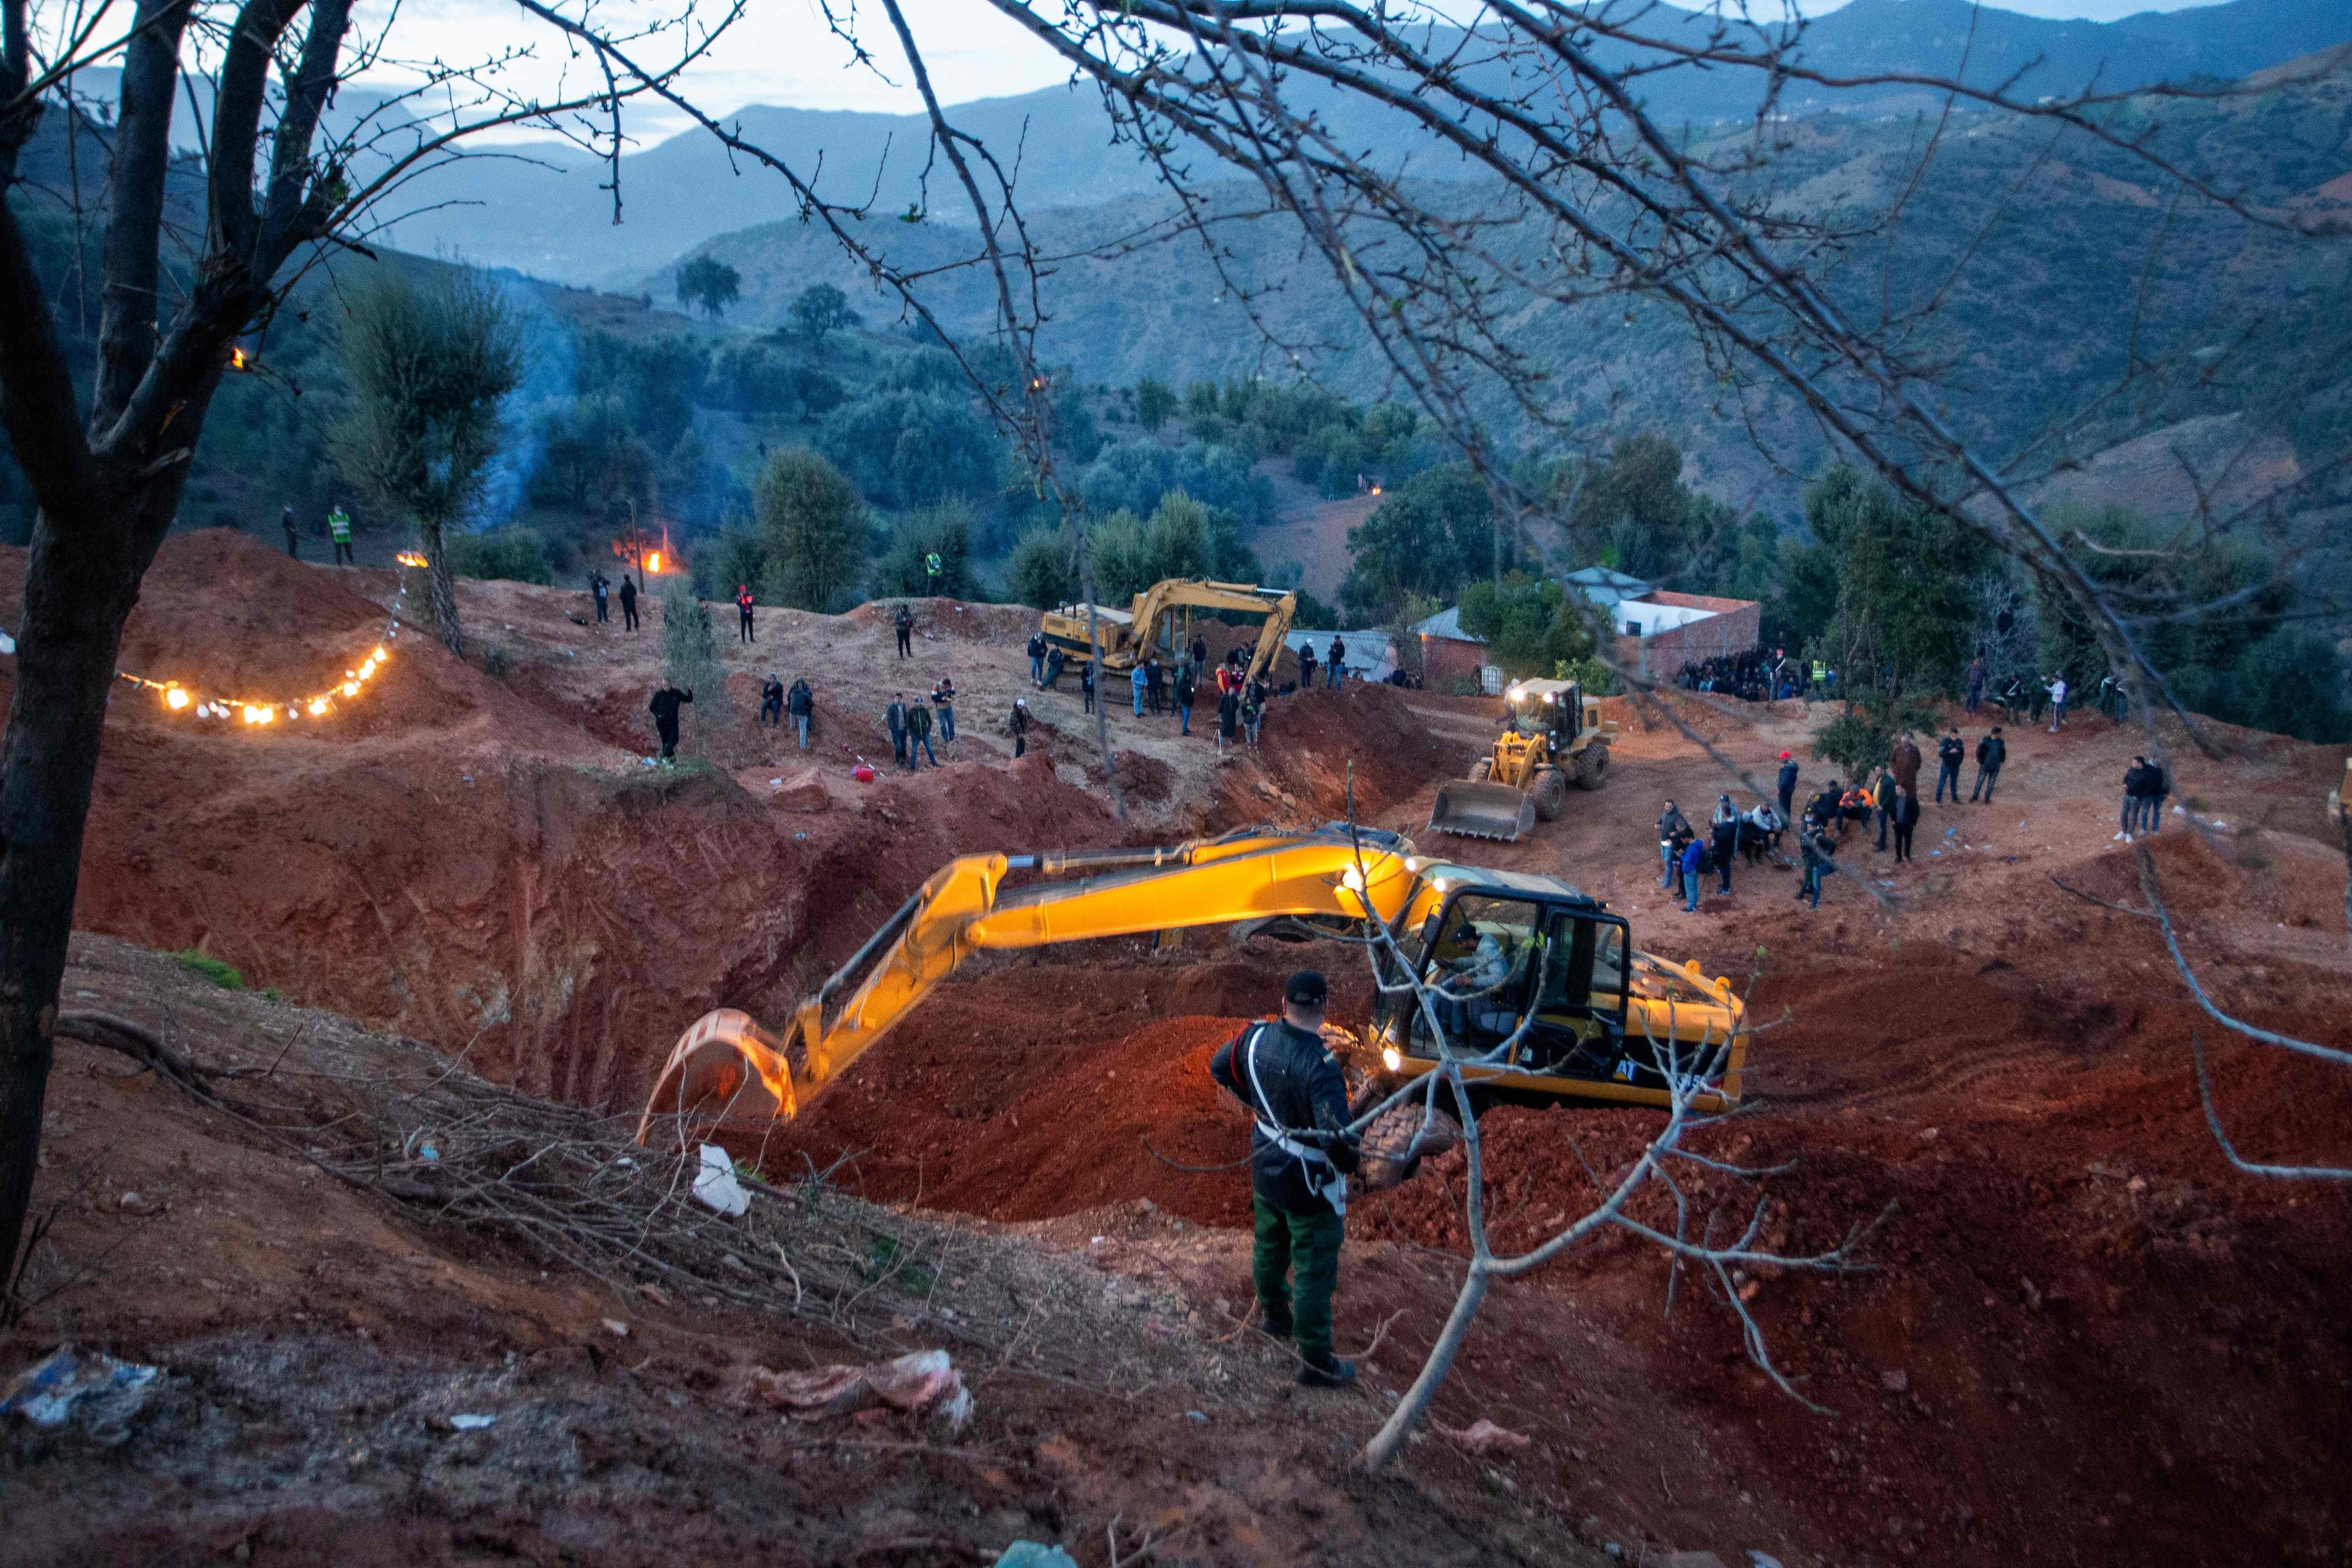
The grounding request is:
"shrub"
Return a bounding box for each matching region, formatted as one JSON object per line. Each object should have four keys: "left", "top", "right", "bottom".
{"left": 755, "top": 447, "right": 866, "bottom": 612}
{"left": 173, "top": 950, "right": 246, "bottom": 990}
{"left": 1007, "top": 526, "right": 1076, "bottom": 608}
{"left": 445, "top": 529, "right": 556, "bottom": 585}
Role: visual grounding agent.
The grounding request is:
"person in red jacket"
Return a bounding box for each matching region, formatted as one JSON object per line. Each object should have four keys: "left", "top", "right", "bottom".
{"left": 736, "top": 583, "right": 756, "bottom": 644}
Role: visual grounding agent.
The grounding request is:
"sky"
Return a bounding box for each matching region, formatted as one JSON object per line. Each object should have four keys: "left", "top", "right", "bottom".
{"left": 353, "top": 0, "right": 2240, "bottom": 143}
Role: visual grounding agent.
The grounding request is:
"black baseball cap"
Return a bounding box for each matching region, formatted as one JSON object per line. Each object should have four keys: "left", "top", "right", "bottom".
{"left": 1285, "top": 970, "right": 1329, "bottom": 1008}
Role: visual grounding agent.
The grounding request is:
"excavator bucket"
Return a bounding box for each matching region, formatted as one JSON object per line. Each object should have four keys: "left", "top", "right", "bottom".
{"left": 1427, "top": 779, "right": 1538, "bottom": 842}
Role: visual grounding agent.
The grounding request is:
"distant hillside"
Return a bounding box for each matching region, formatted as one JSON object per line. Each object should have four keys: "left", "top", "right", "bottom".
{"left": 664, "top": 54, "right": 2352, "bottom": 519}
{"left": 378, "top": 0, "right": 2352, "bottom": 285}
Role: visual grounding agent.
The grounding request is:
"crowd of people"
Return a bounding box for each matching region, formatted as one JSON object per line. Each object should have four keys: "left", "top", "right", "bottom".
{"left": 641, "top": 605, "right": 1382, "bottom": 771}
{"left": 1655, "top": 716, "right": 2068, "bottom": 912}
{"left": 1674, "top": 647, "right": 1795, "bottom": 702}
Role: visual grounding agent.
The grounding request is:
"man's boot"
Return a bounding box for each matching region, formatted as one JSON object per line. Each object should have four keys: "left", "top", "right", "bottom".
{"left": 1257, "top": 1301, "right": 1293, "bottom": 1342}
{"left": 1296, "top": 1352, "right": 1357, "bottom": 1389}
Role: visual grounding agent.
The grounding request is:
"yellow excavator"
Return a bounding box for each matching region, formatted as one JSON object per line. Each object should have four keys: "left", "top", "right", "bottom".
{"left": 1039, "top": 578, "right": 1297, "bottom": 688}
{"left": 637, "top": 826, "right": 1747, "bottom": 1162}
{"left": 1428, "top": 677, "right": 1616, "bottom": 842}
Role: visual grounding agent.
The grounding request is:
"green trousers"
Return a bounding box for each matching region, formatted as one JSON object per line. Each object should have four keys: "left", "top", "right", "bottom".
{"left": 1253, "top": 1197, "right": 1344, "bottom": 1362}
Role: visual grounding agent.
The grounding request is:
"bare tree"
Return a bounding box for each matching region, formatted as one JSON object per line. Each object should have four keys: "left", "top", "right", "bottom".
{"left": 0, "top": 0, "right": 735, "bottom": 1304}
{"left": 333, "top": 265, "right": 521, "bottom": 655}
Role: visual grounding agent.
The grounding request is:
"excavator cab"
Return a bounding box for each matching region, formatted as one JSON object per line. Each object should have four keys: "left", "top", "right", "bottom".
{"left": 1368, "top": 870, "right": 1725, "bottom": 1105}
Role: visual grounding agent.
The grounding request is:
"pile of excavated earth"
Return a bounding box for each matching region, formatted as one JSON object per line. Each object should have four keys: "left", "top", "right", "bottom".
{"left": 5, "top": 529, "right": 2349, "bottom": 1567}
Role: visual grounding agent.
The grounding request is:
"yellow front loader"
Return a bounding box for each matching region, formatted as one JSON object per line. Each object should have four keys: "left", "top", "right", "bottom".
{"left": 1428, "top": 677, "right": 1616, "bottom": 842}
{"left": 1039, "top": 578, "right": 1296, "bottom": 688}
{"left": 637, "top": 826, "right": 1745, "bottom": 1157}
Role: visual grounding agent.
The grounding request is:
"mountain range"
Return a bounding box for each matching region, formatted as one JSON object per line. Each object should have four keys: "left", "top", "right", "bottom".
{"left": 381, "top": 0, "right": 2352, "bottom": 285}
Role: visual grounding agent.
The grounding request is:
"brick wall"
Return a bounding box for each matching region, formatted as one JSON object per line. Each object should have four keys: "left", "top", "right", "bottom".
{"left": 1421, "top": 634, "right": 1492, "bottom": 693}
{"left": 1611, "top": 599, "right": 1762, "bottom": 680}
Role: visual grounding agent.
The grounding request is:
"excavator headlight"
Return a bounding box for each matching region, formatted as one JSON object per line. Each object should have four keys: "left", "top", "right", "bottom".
{"left": 1341, "top": 867, "right": 1365, "bottom": 893}
{"left": 1381, "top": 1046, "right": 1403, "bottom": 1072}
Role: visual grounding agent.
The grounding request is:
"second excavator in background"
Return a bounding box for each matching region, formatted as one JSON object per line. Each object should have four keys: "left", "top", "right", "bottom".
{"left": 1039, "top": 578, "right": 1297, "bottom": 689}
{"left": 638, "top": 825, "right": 1745, "bottom": 1186}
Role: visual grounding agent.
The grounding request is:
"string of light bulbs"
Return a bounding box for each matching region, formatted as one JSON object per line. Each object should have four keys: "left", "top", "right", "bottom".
{"left": 100, "top": 555, "right": 421, "bottom": 726}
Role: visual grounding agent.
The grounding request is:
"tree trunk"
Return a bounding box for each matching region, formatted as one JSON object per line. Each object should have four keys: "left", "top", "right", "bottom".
{"left": 419, "top": 517, "right": 465, "bottom": 656}
{"left": 1361, "top": 1262, "right": 1489, "bottom": 1472}
{"left": 0, "top": 502, "right": 144, "bottom": 1304}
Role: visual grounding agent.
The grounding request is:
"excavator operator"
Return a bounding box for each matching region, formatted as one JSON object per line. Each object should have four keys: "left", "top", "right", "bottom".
{"left": 1210, "top": 970, "right": 1363, "bottom": 1389}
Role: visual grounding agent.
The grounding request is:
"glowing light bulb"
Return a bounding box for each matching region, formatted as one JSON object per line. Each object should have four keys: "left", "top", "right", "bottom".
{"left": 342, "top": 681, "right": 360, "bottom": 698}
{"left": 164, "top": 688, "right": 190, "bottom": 710}
{"left": 257, "top": 706, "right": 274, "bottom": 724}
{"left": 372, "top": 647, "right": 387, "bottom": 662}
{"left": 309, "top": 698, "right": 328, "bottom": 716}
{"left": 241, "top": 706, "right": 261, "bottom": 724}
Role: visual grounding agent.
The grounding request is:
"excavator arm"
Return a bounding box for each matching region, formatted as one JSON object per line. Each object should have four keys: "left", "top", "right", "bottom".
{"left": 635, "top": 828, "right": 1418, "bottom": 1142}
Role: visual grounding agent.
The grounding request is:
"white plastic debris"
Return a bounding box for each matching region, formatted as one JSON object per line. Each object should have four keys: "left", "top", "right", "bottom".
{"left": 2, "top": 1344, "right": 159, "bottom": 1442}
{"left": 692, "top": 1142, "right": 751, "bottom": 1217}
{"left": 451, "top": 1413, "right": 495, "bottom": 1431}
{"left": 751, "top": 1348, "right": 974, "bottom": 1431}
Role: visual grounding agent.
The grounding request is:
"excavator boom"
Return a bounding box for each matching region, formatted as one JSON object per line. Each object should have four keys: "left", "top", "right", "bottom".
{"left": 635, "top": 828, "right": 1416, "bottom": 1141}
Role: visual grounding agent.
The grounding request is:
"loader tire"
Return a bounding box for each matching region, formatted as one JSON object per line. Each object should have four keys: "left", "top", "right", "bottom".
{"left": 1574, "top": 743, "right": 1611, "bottom": 790}
{"left": 1356, "top": 1099, "right": 1462, "bottom": 1191}
{"left": 1532, "top": 766, "right": 1568, "bottom": 821}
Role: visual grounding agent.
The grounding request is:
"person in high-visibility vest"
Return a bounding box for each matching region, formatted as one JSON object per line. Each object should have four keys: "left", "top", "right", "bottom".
{"left": 328, "top": 506, "right": 354, "bottom": 566}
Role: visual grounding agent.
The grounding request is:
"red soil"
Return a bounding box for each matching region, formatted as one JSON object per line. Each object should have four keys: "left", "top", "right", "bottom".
{"left": 11, "top": 529, "right": 2352, "bottom": 1565}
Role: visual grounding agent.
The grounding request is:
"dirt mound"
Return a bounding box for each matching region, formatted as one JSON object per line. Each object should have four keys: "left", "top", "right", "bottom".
{"left": 1251, "top": 681, "right": 1462, "bottom": 819}
{"left": 843, "top": 596, "right": 1033, "bottom": 642}
{"left": 1086, "top": 750, "right": 1177, "bottom": 804}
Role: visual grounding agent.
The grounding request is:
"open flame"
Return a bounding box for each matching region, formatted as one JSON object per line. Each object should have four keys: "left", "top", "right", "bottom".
{"left": 646, "top": 550, "right": 665, "bottom": 575}
{"left": 229, "top": 347, "right": 251, "bottom": 371}
{"left": 396, "top": 550, "right": 429, "bottom": 568}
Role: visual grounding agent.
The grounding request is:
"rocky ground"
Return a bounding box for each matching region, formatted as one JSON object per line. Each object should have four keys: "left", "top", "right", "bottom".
{"left": 5, "top": 530, "right": 2349, "bottom": 1566}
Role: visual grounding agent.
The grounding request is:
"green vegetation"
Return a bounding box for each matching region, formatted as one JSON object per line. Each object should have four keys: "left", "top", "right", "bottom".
{"left": 446, "top": 529, "right": 568, "bottom": 585}
{"left": 791, "top": 283, "right": 861, "bottom": 342}
{"left": 1085, "top": 492, "right": 1260, "bottom": 604}
{"left": 1006, "top": 526, "right": 1076, "bottom": 608}
{"left": 675, "top": 255, "right": 743, "bottom": 321}
{"left": 333, "top": 266, "right": 523, "bottom": 655}
{"left": 659, "top": 577, "right": 732, "bottom": 753}
{"left": 756, "top": 447, "right": 868, "bottom": 613}
{"left": 1456, "top": 575, "right": 1597, "bottom": 681}
{"left": 1338, "top": 464, "right": 1497, "bottom": 625}
{"left": 172, "top": 951, "right": 247, "bottom": 990}
{"left": 2032, "top": 498, "right": 2346, "bottom": 741}
{"left": 874, "top": 499, "right": 977, "bottom": 599}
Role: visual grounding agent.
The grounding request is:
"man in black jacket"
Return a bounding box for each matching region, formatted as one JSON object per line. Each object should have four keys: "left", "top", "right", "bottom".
{"left": 1970, "top": 727, "right": 2007, "bottom": 802}
{"left": 787, "top": 676, "right": 814, "bottom": 750}
{"left": 618, "top": 574, "right": 638, "bottom": 632}
{"left": 1775, "top": 751, "right": 1799, "bottom": 820}
{"left": 1656, "top": 800, "right": 1691, "bottom": 891}
{"left": 1209, "top": 970, "right": 1362, "bottom": 1387}
{"left": 886, "top": 693, "right": 909, "bottom": 769}
{"left": 1935, "top": 726, "right": 1965, "bottom": 804}
{"left": 648, "top": 684, "right": 692, "bottom": 762}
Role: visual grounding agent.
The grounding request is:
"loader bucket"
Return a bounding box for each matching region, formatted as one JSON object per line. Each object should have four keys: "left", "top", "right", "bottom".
{"left": 1427, "top": 779, "right": 1538, "bottom": 842}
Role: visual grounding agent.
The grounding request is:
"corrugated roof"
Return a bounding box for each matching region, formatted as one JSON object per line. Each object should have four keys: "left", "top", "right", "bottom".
{"left": 1563, "top": 565, "right": 1654, "bottom": 607}
{"left": 1412, "top": 606, "right": 1483, "bottom": 643}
